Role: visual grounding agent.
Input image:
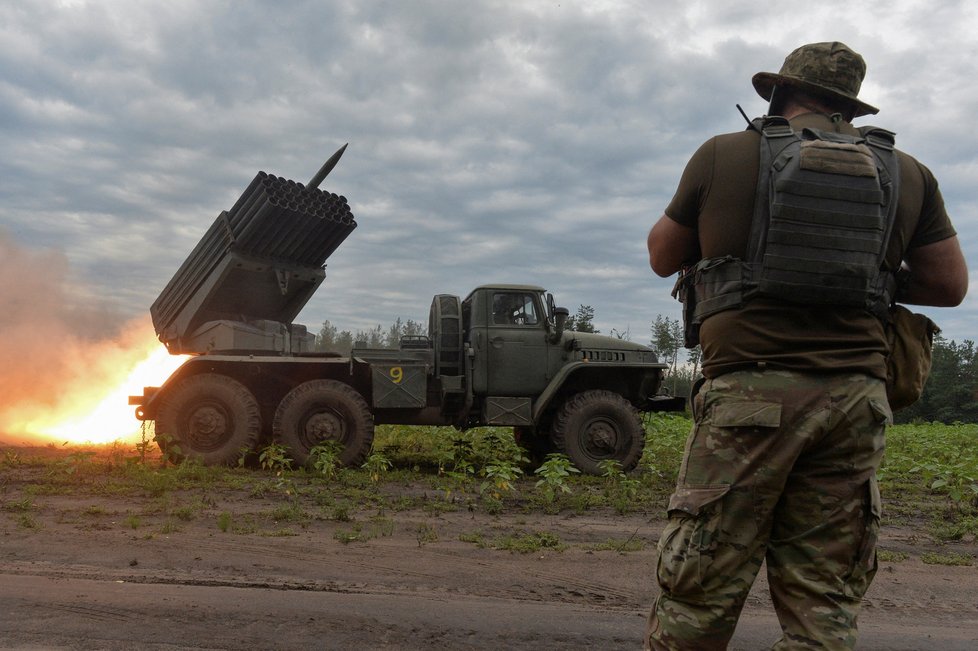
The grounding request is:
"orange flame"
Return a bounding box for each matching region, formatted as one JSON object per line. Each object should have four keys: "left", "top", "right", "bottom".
{"left": 0, "top": 320, "right": 187, "bottom": 446}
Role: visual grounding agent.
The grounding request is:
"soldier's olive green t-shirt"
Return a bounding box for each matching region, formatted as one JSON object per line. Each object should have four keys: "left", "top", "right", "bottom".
{"left": 664, "top": 113, "right": 956, "bottom": 379}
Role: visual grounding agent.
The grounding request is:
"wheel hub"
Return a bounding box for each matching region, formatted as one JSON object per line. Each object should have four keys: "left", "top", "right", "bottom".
{"left": 188, "top": 405, "right": 229, "bottom": 450}
{"left": 304, "top": 410, "right": 344, "bottom": 444}
{"left": 583, "top": 418, "right": 619, "bottom": 456}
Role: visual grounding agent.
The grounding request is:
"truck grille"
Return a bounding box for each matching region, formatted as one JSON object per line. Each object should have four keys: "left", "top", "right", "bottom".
{"left": 580, "top": 350, "right": 625, "bottom": 362}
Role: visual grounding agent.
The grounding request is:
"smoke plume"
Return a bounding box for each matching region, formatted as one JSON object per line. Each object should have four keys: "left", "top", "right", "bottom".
{"left": 0, "top": 231, "right": 158, "bottom": 443}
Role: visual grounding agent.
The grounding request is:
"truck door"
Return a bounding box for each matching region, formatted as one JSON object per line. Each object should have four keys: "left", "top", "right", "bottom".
{"left": 485, "top": 291, "right": 549, "bottom": 396}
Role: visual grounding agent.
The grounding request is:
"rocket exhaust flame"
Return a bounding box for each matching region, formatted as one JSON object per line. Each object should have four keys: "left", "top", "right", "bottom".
{"left": 0, "top": 233, "right": 186, "bottom": 446}
{"left": 0, "top": 322, "right": 187, "bottom": 445}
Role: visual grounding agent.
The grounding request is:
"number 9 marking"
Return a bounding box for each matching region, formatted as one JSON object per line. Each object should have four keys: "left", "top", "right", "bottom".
{"left": 390, "top": 367, "right": 403, "bottom": 384}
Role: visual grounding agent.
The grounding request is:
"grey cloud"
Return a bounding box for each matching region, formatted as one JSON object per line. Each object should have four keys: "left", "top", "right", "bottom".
{"left": 0, "top": 1, "right": 973, "bottom": 349}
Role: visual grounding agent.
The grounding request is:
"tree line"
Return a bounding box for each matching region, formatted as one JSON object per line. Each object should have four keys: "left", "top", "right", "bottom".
{"left": 644, "top": 315, "right": 978, "bottom": 425}
{"left": 316, "top": 305, "right": 603, "bottom": 354}
{"left": 317, "top": 308, "right": 976, "bottom": 424}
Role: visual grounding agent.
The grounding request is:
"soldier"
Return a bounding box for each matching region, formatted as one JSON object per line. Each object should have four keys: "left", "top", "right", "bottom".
{"left": 645, "top": 42, "right": 968, "bottom": 649}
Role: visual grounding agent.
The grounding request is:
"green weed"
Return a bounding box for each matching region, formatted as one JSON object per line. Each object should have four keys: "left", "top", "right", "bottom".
{"left": 4, "top": 497, "right": 33, "bottom": 513}
{"left": 492, "top": 531, "right": 566, "bottom": 554}
{"left": 362, "top": 451, "right": 393, "bottom": 482}
{"left": 598, "top": 459, "right": 640, "bottom": 515}
{"left": 258, "top": 443, "right": 293, "bottom": 474}
{"left": 534, "top": 454, "right": 579, "bottom": 505}
{"left": 920, "top": 551, "right": 974, "bottom": 566}
{"left": 217, "top": 511, "right": 232, "bottom": 532}
{"left": 481, "top": 461, "right": 523, "bottom": 498}
{"left": 877, "top": 549, "right": 910, "bottom": 563}
{"left": 154, "top": 433, "right": 183, "bottom": 466}
{"left": 308, "top": 441, "right": 344, "bottom": 479}
{"left": 585, "top": 537, "right": 646, "bottom": 553}
{"left": 416, "top": 522, "right": 438, "bottom": 546}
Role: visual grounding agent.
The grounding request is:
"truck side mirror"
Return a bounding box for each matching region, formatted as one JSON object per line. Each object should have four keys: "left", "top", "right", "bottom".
{"left": 551, "top": 306, "right": 569, "bottom": 343}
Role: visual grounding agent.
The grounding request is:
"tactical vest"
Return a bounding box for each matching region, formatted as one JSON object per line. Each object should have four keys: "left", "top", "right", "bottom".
{"left": 675, "top": 116, "right": 900, "bottom": 347}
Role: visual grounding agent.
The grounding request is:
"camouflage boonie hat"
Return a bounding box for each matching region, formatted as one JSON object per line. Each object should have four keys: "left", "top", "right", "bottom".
{"left": 752, "top": 42, "right": 879, "bottom": 117}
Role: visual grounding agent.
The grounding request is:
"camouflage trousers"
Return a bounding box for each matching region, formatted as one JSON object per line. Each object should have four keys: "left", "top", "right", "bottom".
{"left": 646, "top": 369, "right": 890, "bottom": 650}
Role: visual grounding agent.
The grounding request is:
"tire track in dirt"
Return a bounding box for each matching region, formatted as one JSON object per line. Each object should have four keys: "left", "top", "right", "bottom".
{"left": 41, "top": 602, "right": 135, "bottom": 623}
{"left": 181, "top": 536, "right": 643, "bottom": 608}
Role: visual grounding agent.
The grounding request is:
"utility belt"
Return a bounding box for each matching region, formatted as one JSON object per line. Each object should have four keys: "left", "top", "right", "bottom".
{"left": 673, "top": 255, "right": 897, "bottom": 348}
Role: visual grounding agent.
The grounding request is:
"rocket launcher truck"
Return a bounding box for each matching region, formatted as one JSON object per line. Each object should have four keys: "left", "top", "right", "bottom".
{"left": 130, "top": 147, "right": 684, "bottom": 474}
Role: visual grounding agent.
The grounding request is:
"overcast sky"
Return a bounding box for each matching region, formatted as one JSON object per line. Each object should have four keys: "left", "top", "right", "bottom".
{"left": 2, "top": 0, "right": 975, "bottom": 348}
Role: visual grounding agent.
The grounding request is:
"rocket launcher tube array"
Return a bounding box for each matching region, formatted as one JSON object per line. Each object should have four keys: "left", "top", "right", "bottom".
{"left": 150, "top": 149, "right": 357, "bottom": 347}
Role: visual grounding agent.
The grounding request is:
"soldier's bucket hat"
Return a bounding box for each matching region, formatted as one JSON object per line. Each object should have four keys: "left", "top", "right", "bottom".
{"left": 752, "top": 41, "right": 879, "bottom": 117}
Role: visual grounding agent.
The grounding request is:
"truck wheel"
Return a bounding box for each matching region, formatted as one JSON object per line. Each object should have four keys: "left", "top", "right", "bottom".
{"left": 156, "top": 373, "right": 261, "bottom": 466}
{"left": 551, "top": 390, "right": 644, "bottom": 475}
{"left": 273, "top": 380, "right": 374, "bottom": 468}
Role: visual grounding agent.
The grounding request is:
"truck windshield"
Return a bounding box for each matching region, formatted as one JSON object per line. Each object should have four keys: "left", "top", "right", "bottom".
{"left": 492, "top": 292, "right": 539, "bottom": 326}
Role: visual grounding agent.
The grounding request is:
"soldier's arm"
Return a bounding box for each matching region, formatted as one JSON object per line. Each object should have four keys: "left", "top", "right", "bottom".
{"left": 899, "top": 235, "right": 968, "bottom": 307}
{"left": 647, "top": 214, "right": 699, "bottom": 278}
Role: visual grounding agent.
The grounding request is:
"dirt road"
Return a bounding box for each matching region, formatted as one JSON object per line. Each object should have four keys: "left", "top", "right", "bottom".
{"left": 1, "top": 451, "right": 977, "bottom": 649}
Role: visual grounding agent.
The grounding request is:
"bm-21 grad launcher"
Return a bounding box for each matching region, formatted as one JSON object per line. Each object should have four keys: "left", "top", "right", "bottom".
{"left": 150, "top": 144, "right": 352, "bottom": 356}
{"left": 133, "top": 144, "right": 682, "bottom": 472}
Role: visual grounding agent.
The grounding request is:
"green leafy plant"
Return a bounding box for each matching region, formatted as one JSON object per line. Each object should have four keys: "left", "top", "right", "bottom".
{"left": 258, "top": 443, "right": 293, "bottom": 474}
{"left": 598, "top": 459, "right": 640, "bottom": 514}
{"left": 481, "top": 461, "right": 523, "bottom": 498}
{"left": 308, "top": 441, "right": 344, "bottom": 479}
{"left": 54, "top": 450, "right": 97, "bottom": 476}
{"left": 492, "top": 531, "right": 566, "bottom": 554}
{"left": 448, "top": 435, "right": 476, "bottom": 475}
{"left": 920, "top": 551, "right": 974, "bottom": 566}
{"left": 2, "top": 448, "right": 22, "bottom": 467}
{"left": 154, "top": 433, "right": 183, "bottom": 466}
{"left": 534, "top": 453, "right": 580, "bottom": 506}
{"left": 217, "top": 511, "right": 232, "bottom": 532}
{"left": 362, "top": 452, "right": 392, "bottom": 482}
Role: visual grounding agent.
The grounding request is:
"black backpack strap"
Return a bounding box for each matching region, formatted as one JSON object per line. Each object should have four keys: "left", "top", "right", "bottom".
{"left": 746, "top": 117, "right": 796, "bottom": 263}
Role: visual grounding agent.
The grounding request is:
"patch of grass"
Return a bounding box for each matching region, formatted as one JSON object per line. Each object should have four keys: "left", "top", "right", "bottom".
{"left": 217, "top": 511, "right": 232, "bottom": 532}
{"left": 459, "top": 531, "right": 488, "bottom": 548}
{"left": 877, "top": 549, "right": 910, "bottom": 563}
{"left": 481, "top": 494, "right": 503, "bottom": 515}
{"left": 416, "top": 522, "right": 438, "bottom": 547}
{"left": 124, "top": 514, "right": 142, "bottom": 530}
{"left": 170, "top": 505, "right": 197, "bottom": 522}
{"left": 920, "top": 551, "right": 974, "bottom": 566}
{"left": 330, "top": 503, "right": 354, "bottom": 522}
{"left": 4, "top": 497, "right": 34, "bottom": 513}
{"left": 160, "top": 519, "right": 179, "bottom": 534}
{"left": 368, "top": 515, "right": 395, "bottom": 538}
{"left": 268, "top": 501, "right": 311, "bottom": 527}
{"left": 17, "top": 513, "right": 39, "bottom": 529}
{"left": 584, "top": 537, "right": 646, "bottom": 553}
{"left": 492, "top": 531, "right": 566, "bottom": 554}
{"left": 334, "top": 523, "right": 365, "bottom": 544}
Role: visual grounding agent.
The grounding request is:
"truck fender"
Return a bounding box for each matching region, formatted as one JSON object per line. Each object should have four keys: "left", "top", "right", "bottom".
{"left": 531, "top": 361, "right": 596, "bottom": 421}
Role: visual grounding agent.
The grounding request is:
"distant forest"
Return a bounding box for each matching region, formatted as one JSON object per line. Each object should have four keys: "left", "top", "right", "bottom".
{"left": 316, "top": 309, "right": 977, "bottom": 425}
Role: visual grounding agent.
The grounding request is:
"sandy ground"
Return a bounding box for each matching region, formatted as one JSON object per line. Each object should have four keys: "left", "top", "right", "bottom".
{"left": 1, "top": 446, "right": 977, "bottom": 650}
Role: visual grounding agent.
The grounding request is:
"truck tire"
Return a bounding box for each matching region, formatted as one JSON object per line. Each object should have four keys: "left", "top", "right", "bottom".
{"left": 429, "top": 294, "right": 463, "bottom": 376}
{"left": 551, "top": 390, "right": 644, "bottom": 475}
{"left": 156, "top": 373, "right": 261, "bottom": 466}
{"left": 273, "top": 380, "right": 374, "bottom": 468}
{"left": 513, "top": 425, "right": 554, "bottom": 470}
